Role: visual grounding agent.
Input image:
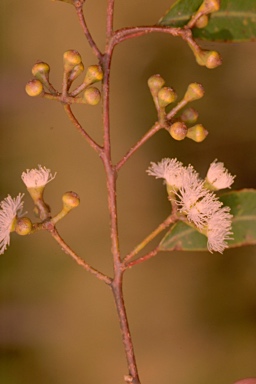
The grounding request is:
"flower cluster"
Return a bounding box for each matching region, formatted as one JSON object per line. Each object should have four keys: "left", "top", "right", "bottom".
{"left": 147, "top": 158, "right": 235, "bottom": 253}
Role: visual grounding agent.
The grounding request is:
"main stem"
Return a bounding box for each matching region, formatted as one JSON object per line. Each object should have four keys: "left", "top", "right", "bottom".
{"left": 101, "top": 36, "right": 141, "bottom": 382}
{"left": 111, "top": 269, "right": 140, "bottom": 384}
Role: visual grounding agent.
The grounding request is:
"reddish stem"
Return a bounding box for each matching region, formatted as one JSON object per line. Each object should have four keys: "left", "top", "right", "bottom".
{"left": 116, "top": 122, "right": 162, "bottom": 171}
{"left": 64, "top": 104, "right": 103, "bottom": 155}
{"left": 74, "top": 3, "right": 103, "bottom": 61}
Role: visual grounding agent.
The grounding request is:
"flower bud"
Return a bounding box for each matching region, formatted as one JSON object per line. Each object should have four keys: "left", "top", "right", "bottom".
{"left": 51, "top": 192, "right": 80, "bottom": 225}
{"left": 69, "top": 62, "right": 84, "bottom": 82}
{"left": 180, "top": 107, "right": 199, "bottom": 124}
{"left": 25, "top": 79, "right": 44, "bottom": 96}
{"left": 198, "top": 0, "right": 220, "bottom": 14}
{"left": 83, "top": 87, "right": 101, "bottom": 105}
{"left": 84, "top": 65, "right": 103, "bottom": 85}
{"left": 15, "top": 217, "right": 32, "bottom": 236}
{"left": 148, "top": 74, "right": 165, "bottom": 94}
{"left": 169, "top": 122, "right": 188, "bottom": 141}
{"left": 187, "top": 124, "right": 208, "bottom": 142}
{"left": 158, "top": 87, "right": 177, "bottom": 107}
{"left": 184, "top": 83, "right": 204, "bottom": 102}
{"left": 195, "top": 14, "right": 209, "bottom": 28}
{"left": 63, "top": 50, "right": 82, "bottom": 72}
{"left": 32, "top": 62, "right": 50, "bottom": 81}
{"left": 62, "top": 191, "right": 80, "bottom": 210}
{"left": 196, "top": 50, "right": 222, "bottom": 69}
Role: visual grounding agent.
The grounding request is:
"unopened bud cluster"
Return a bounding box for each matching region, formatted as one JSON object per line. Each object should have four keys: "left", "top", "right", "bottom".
{"left": 148, "top": 75, "right": 208, "bottom": 143}
{"left": 183, "top": 0, "right": 222, "bottom": 69}
{"left": 25, "top": 50, "right": 103, "bottom": 106}
{"left": 148, "top": 75, "right": 177, "bottom": 111}
{"left": 190, "top": 0, "right": 220, "bottom": 30}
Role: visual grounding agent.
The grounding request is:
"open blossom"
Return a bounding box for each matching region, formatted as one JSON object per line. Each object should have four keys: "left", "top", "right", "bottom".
{"left": 146, "top": 158, "right": 185, "bottom": 189}
{"left": 0, "top": 194, "right": 24, "bottom": 254}
{"left": 147, "top": 157, "right": 233, "bottom": 253}
{"left": 21, "top": 165, "right": 56, "bottom": 189}
{"left": 206, "top": 159, "right": 235, "bottom": 190}
{"left": 206, "top": 206, "right": 233, "bottom": 253}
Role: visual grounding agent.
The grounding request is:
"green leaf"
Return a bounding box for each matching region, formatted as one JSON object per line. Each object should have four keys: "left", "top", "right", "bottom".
{"left": 158, "top": 0, "right": 256, "bottom": 42}
{"left": 159, "top": 189, "right": 256, "bottom": 252}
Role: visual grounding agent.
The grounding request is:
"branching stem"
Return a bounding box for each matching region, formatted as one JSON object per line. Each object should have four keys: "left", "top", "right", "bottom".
{"left": 63, "top": 104, "right": 103, "bottom": 155}
{"left": 116, "top": 122, "right": 163, "bottom": 171}
{"left": 61, "top": 5, "right": 204, "bottom": 383}
{"left": 123, "top": 213, "right": 177, "bottom": 265}
{"left": 44, "top": 221, "right": 112, "bottom": 285}
{"left": 75, "top": 3, "right": 103, "bottom": 61}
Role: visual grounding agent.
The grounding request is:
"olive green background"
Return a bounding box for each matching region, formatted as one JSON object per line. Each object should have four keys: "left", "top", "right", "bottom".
{"left": 1, "top": 1, "right": 256, "bottom": 383}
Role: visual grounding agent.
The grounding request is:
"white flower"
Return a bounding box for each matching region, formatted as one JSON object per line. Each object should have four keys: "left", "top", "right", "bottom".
{"left": 0, "top": 194, "right": 24, "bottom": 254}
{"left": 147, "top": 157, "right": 234, "bottom": 253}
{"left": 206, "top": 206, "right": 233, "bottom": 253}
{"left": 206, "top": 159, "right": 235, "bottom": 190}
{"left": 21, "top": 165, "right": 56, "bottom": 188}
{"left": 186, "top": 191, "right": 222, "bottom": 229}
{"left": 146, "top": 158, "right": 185, "bottom": 189}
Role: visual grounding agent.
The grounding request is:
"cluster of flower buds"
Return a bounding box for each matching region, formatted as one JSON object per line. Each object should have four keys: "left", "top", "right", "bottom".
{"left": 148, "top": 75, "right": 208, "bottom": 142}
{"left": 25, "top": 50, "right": 103, "bottom": 106}
{"left": 185, "top": 0, "right": 222, "bottom": 69}
{"left": 0, "top": 166, "right": 80, "bottom": 255}
{"left": 193, "top": 0, "right": 220, "bottom": 29}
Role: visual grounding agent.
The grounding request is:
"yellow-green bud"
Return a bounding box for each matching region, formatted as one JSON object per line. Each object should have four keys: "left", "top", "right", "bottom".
{"left": 62, "top": 191, "right": 80, "bottom": 210}
{"left": 196, "top": 50, "right": 222, "bottom": 69}
{"left": 184, "top": 82, "right": 204, "bottom": 102}
{"left": 148, "top": 74, "right": 165, "bottom": 94}
{"left": 69, "top": 62, "right": 84, "bottom": 82}
{"left": 84, "top": 65, "right": 103, "bottom": 85}
{"left": 198, "top": 0, "right": 220, "bottom": 15}
{"left": 187, "top": 124, "right": 208, "bottom": 142}
{"left": 32, "top": 61, "right": 50, "bottom": 78}
{"left": 169, "top": 121, "right": 188, "bottom": 141}
{"left": 195, "top": 14, "right": 209, "bottom": 29}
{"left": 158, "top": 87, "right": 177, "bottom": 107}
{"left": 25, "top": 79, "right": 43, "bottom": 96}
{"left": 63, "top": 50, "right": 82, "bottom": 72}
{"left": 15, "top": 217, "right": 32, "bottom": 236}
{"left": 83, "top": 87, "right": 101, "bottom": 105}
{"left": 180, "top": 107, "right": 199, "bottom": 124}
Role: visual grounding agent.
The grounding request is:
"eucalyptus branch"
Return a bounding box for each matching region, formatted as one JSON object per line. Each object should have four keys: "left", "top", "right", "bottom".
{"left": 74, "top": 3, "right": 103, "bottom": 61}
{"left": 125, "top": 245, "right": 160, "bottom": 269}
{"left": 100, "top": 13, "right": 141, "bottom": 383}
{"left": 123, "top": 212, "right": 177, "bottom": 266}
{"left": 43, "top": 220, "right": 112, "bottom": 285}
{"left": 116, "top": 121, "right": 162, "bottom": 171}
{"left": 63, "top": 104, "right": 103, "bottom": 155}
{"left": 112, "top": 25, "right": 193, "bottom": 46}
{"left": 106, "top": 0, "right": 115, "bottom": 42}
{"left": 111, "top": 270, "right": 141, "bottom": 384}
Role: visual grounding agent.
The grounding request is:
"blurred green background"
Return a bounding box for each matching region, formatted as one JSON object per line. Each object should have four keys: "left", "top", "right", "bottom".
{"left": 1, "top": 1, "right": 256, "bottom": 383}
